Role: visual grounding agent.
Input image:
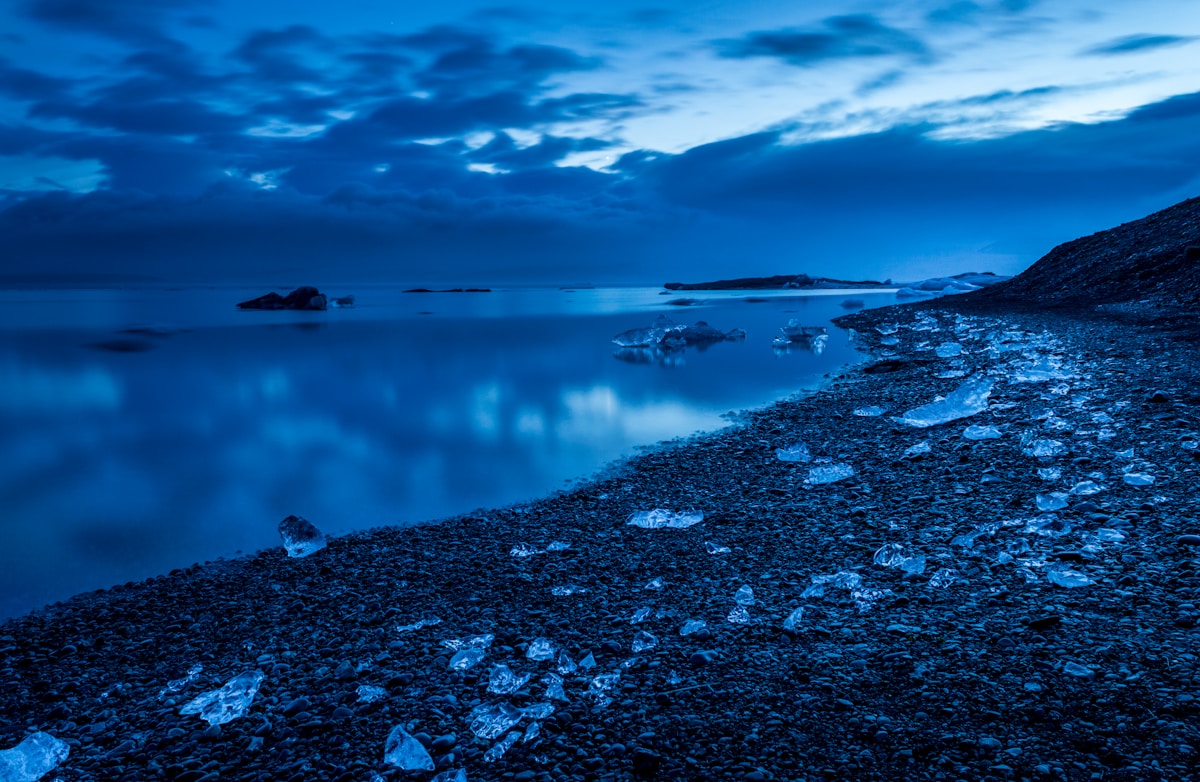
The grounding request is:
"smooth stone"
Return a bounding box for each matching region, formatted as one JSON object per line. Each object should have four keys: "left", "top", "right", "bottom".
{"left": 689, "top": 651, "right": 718, "bottom": 667}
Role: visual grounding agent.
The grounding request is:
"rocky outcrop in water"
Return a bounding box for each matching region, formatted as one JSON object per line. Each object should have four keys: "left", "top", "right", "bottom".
{"left": 236, "top": 286, "right": 328, "bottom": 310}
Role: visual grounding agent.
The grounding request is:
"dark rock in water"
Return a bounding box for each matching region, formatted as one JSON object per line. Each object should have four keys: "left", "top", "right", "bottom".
{"left": 237, "top": 286, "right": 327, "bottom": 311}
{"left": 87, "top": 338, "right": 155, "bottom": 353}
{"left": 1026, "top": 614, "right": 1062, "bottom": 631}
{"left": 1177, "top": 534, "right": 1200, "bottom": 546}
{"left": 278, "top": 515, "right": 327, "bottom": 558}
{"left": 863, "top": 358, "right": 914, "bottom": 374}
{"left": 1148, "top": 390, "right": 1170, "bottom": 403}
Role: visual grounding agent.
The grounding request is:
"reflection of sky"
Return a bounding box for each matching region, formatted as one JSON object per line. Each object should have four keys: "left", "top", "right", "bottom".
{"left": 0, "top": 287, "right": 882, "bottom": 618}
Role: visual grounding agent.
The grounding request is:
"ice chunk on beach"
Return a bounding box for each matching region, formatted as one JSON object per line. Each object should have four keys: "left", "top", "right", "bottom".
{"left": 851, "top": 587, "right": 893, "bottom": 614}
{"left": 384, "top": 724, "right": 435, "bottom": 770}
{"left": 680, "top": 619, "right": 707, "bottom": 636}
{"left": 450, "top": 649, "right": 485, "bottom": 670}
{"left": 470, "top": 702, "right": 524, "bottom": 740}
{"left": 484, "top": 730, "right": 520, "bottom": 761}
{"left": 806, "top": 463, "right": 855, "bottom": 485}
{"left": 627, "top": 509, "right": 704, "bottom": 529}
{"left": 488, "top": 664, "right": 532, "bottom": 695}
{"left": 1047, "top": 568, "right": 1092, "bottom": 588}
{"left": 550, "top": 585, "right": 588, "bottom": 596}
{"left": 1037, "top": 466, "right": 1062, "bottom": 481}
{"left": 1011, "top": 356, "right": 1070, "bottom": 383}
{"left": 556, "top": 651, "right": 577, "bottom": 675}
{"left": 1036, "top": 492, "right": 1069, "bottom": 512}
{"left": 1023, "top": 438, "right": 1067, "bottom": 459}
{"left": 1070, "top": 481, "right": 1104, "bottom": 496}
{"left": 873, "top": 543, "right": 908, "bottom": 567}
{"left": 899, "top": 554, "right": 927, "bottom": 575}
{"left": 903, "top": 441, "right": 931, "bottom": 458}
{"left": 1062, "top": 662, "right": 1094, "bottom": 680}
{"left": 180, "top": 670, "right": 264, "bottom": 725}
{"left": 644, "top": 576, "right": 665, "bottom": 590}
{"left": 546, "top": 541, "right": 571, "bottom": 552}
{"left": 727, "top": 605, "right": 752, "bottom": 624}
{"left": 443, "top": 633, "right": 495, "bottom": 651}
{"left": 734, "top": 585, "right": 755, "bottom": 605}
{"left": 278, "top": 515, "right": 327, "bottom": 558}
{"left": 893, "top": 376, "right": 993, "bottom": 428}
{"left": 854, "top": 406, "right": 887, "bottom": 417}
{"left": 510, "top": 543, "right": 543, "bottom": 558}
{"left": 526, "top": 637, "right": 555, "bottom": 661}
{"left": 632, "top": 631, "right": 658, "bottom": 653}
{"left": 935, "top": 343, "right": 963, "bottom": 358}
{"left": 802, "top": 571, "right": 863, "bottom": 598}
{"left": 631, "top": 607, "right": 652, "bottom": 624}
{"left": 159, "top": 662, "right": 204, "bottom": 698}
{"left": 880, "top": 335, "right": 900, "bottom": 346}
{"left": 397, "top": 617, "right": 441, "bottom": 633}
{"left": 782, "top": 607, "right": 805, "bottom": 631}
{"left": 432, "top": 771, "right": 468, "bottom": 782}
{"left": 578, "top": 652, "right": 596, "bottom": 669}
{"left": 705, "top": 541, "right": 731, "bottom": 554}
{"left": 357, "top": 685, "right": 387, "bottom": 703}
{"left": 542, "top": 673, "right": 567, "bottom": 701}
{"left": 927, "top": 568, "right": 959, "bottom": 589}
{"left": 1123, "top": 472, "right": 1155, "bottom": 486}
{"left": 1025, "top": 515, "right": 1073, "bottom": 538}
{"left": 963, "top": 424, "right": 1002, "bottom": 441}
{"left": 0, "top": 732, "right": 69, "bottom": 782}
{"left": 775, "top": 443, "right": 812, "bottom": 463}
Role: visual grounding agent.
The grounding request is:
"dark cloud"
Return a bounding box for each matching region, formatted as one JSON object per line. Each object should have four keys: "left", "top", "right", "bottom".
{"left": 715, "top": 15, "right": 930, "bottom": 67}
{"left": 1081, "top": 34, "right": 1196, "bottom": 57}
{"left": 19, "top": 0, "right": 212, "bottom": 42}
{"left": 231, "top": 25, "right": 333, "bottom": 85}
{"left": 925, "top": 0, "right": 1037, "bottom": 25}
{"left": 0, "top": 57, "right": 72, "bottom": 101}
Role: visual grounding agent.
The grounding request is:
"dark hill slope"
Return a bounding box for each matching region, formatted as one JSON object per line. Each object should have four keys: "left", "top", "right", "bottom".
{"left": 970, "top": 195, "right": 1200, "bottom": 309}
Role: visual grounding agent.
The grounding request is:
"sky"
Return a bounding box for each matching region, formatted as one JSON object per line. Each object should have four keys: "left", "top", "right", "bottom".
{"left": 0, "top": 0, "right": 1198, "bottom": 285}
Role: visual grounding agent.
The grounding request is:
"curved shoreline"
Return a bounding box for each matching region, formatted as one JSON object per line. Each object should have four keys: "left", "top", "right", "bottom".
{"left": 3, "top": 299, "right": 1199, "bottom": 781}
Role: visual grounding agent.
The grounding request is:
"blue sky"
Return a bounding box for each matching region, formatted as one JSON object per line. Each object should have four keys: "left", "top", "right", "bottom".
{"left": 1, "top": 0, "right": 1198, "bottom": 284}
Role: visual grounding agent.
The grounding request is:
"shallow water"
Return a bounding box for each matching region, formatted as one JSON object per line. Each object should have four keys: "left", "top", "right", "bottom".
{"left": 0, "top": 285, "right": 893, "bottom": 618}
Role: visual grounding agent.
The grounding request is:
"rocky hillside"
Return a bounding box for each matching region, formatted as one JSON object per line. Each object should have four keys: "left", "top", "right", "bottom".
{"left": 971, "top": 195, "right": 1200, "bottom": 309}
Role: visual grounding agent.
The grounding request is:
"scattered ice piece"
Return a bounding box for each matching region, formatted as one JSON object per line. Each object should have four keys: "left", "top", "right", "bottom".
{"left": 903, "top": 441, "right": 931, "bottom": 458}
{"left": 442, "top": 633, "right": 495, "bottom": 650}
{"left": 469, "top": 702, "right": 524, "bottom": 740}
{"left": 880, "top": 335, "right": 900, "bottom": 346}
{"left": 1181, "top": 440, "right": 1198, "bottom": 451}
{"left": 1025, "top": 515, "right": 1073, "bottom": 538}
{"left": 1123, "top": 472, "right": 1155, "bottom": 486}
{"left": 927, "top": 569, "right": 958, "bottom": 589}
{"left": 1115, "top": 448, "right": 1134, "bottom": 460}
{"left": 397, "top": 617, "right": 442, "bottom": 633}
{"left": 1091, "top": 412, "right": 1114, "bottom": 424}
{"left": 542, "top": 673, "right": 567, "bottom": 701}
{"left": 802, "top": 570, "right": 863, "bottom": 598}
{"left": 935, "top": 342, "right": 963, "bottom": 358}
{"left": 1095, "top": 528, "right": 1126, "bottom": 542}
{"left": 356, "top": 685, "right": 387, "bottom": 703}
{"left": 632, "top": 631, "right": 658, "bottom": 652}
{"left": 899, "top": 554, "right": 927, "bottom": 575}
{"left": 1070, "top": 481, "right": 1104, "bottom": 496}
{"left": 806, "top": 463, "right": 855, "bottom": 485}
{"left": 488, "top": 664, "right": 532, "bottom": 695}
{"left": 631, "top": 607, "right": 652, "bottom": 624}
{"left": 627, "top": 509, "right": 705, "bottom": 529}
{"left": 851, "top": 588, "right": 893, "bottom": 613}
{"left": 727, "top": 605, "right": 752, "bottom": 624}
{"left": 588, "top": 673, "right": 620, "bottom": 706}
{"left": 1047, "top": 568, "right": 1092, "bottom": 588}
{"left": 0, "top": 732, "right": 69, "bottom": 781}
{"left": 705, "top": 541, "right": 731, "bottom": 554}
{"left": 1035, "top": 492, "right": 1069, "bottom": 512}
{"left": 666, "top": 670, "right": 683, "bottom": 685}
{"left": 522, "top": 721, "right": 541, "bottom": 744}
{"left": 775, "top": 443, "right": 812, "bottom": 463}
{"left": 1062, "top": 662, "right": 1094, "bottom": 680}
{"left": 644, "top": 577, "right": 665, "bottom": 590}
{"left": 873, "top": 543, "right": 908, "bottom": 567}
{"left": 734, "top": 585, "right": 755, "bottom": 605}
{"left": 180, "top": 671, "right": 264, "bottom": 725}
{"left": 1023, "top": 438, "right": 1067, "bottom": 459}
{"left": 526, "top": 638, "right": 555, "bottom": 661}
{"left": 893, "top": 376, "right": 993, "bottom": 428}
{"left": 952, "top": 522, "right": 997, "bottom": 548}
{"left": 680, "top": 619, "right": 707, "bottom": 636}
{"left": 159, "top": 663, "right": 204, "bottom": 698}
{"left": 278, "top": 515, "right": 327, "bottom": 558}
{"left": 1036, "top": 467, "right": 1062, "bottom": 481}
{"left": 556, "top": 651, "right": 577, "bottom": 675}
{"left": 1011, "top": 356, "right": 1071, "bottom": 383}
{"left": 933, "top": 367, "right": 967, "bottom": 379}
{"left": 546, "top": 541, "right": 571, "bottom": 552}
{"left": 550, "top": 585, "right": 589, "bottom": 596}
{"left": 484, "top": 731, "right": 521, "bottom": 763}
{"left": 450, "top": 649, "right": 486, "bottom": 670}
{"left": 432, "top": 771, "right": 468, "bottom": 782}
{"left": 876, "top": 323, "right": 899, "bottom": 335}
{"left": 854, "top": 406, "right": 888, "bottom": 417}
{"left": 578, "top": 652, "right": 596, "bottom": 669}
{"left": 782, "top": 607, "right": 805, "bottom": 631}
{"left": 963, "top": 425, "right": 1002, "bottom": 441}
{"left": 384, "top": 724, "right": 435, "bottom": 770}
{"left": 510, "top": 543, "right": 543, "bottom": 558}
{"left": 523, "top": 702, "right": 555, "bottom": 720}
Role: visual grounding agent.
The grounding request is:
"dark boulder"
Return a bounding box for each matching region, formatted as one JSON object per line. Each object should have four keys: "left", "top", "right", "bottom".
{"left": 237, "top": 286, "right": 328, "bottom": 310}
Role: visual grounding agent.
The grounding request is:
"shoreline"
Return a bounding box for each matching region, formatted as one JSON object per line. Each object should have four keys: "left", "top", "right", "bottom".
{"left": 3, "top": 298, "right": 1199, "bottom": 781}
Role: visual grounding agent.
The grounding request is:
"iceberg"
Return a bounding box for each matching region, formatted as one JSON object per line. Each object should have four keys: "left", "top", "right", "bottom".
{"left": 384, "top": 725, "right": 435, "bottom": 771}
{"left": 278, "top": 515, "right": 327, "bottom": 558}
{"left": 180, "top": 670, "right": 264, "bottom": 725}
{"left": 892, "top": 376, "right": 993, "bottom": 428}
{"left": 0, "top": 733, "right": 69, "bottom": 782}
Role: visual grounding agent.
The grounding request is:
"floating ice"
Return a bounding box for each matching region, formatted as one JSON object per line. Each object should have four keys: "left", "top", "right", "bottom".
{"left": 1036, "top": 492, "right": 1069, "bottom": 512}
{"left": 484, "top": 731, "right": 521, "bottom": 762}
{"left": 1070, "top": 481, "right": 1105, "bottom": 496}
{"left": 526, "top": 638, "right": 555, "bottom": 661}
{"left": 397, "top": 617, "right": 442, "bottom": 633}
{"left": 1123, "top": 472, "right": 1155, "bottom": 486}
{"left": 963, "top": 425, "right": 1002, "bottom": 441}
{"left": 450, "top": 649, "right": 486, "bottom": 670}
{"left": 1037, "top": 467, "right": 1062, "bottom": 481}
{"left": 542, "top": 673, "right": 567, "bottom": 701}
{"left": 854, "top": 406, "right": 888, "bottom": 417}
{"left": 680, "top": 619, "right": 707, "bottom": 636}
{"left": 782, "top": 607, "right": 805, "bottom": 631}
{"left": 644, "top": 577, "right": 665, "bottom": 590}
{"left": 469, "top": 702, "right": 524, "bottom": 740}
{"left": 384, "top": 724, "right": 435, "bottom": 770}
{"left": 1023, "top": 438, "right": 1067, "bottom": 459}
{"left": 550, "top": 585, "right": 589, "bottom": 596}
{"left": 1047, "top": 569, "right": 1091, "bottom": 588}
{"left": 278, "top": 515, "right": 327, "bottom": 558}
{"left": 935, "top": 343, "right": 963, "bottom": 358}
{"left": 806, "top": 463, "right": 855, "bottom": 485}
{"left": 488, "top": 664, "right": 532, "bottom": 695}
{"left": 775, "top": 443, "right": 812, "bottom": 463}
{"left": 0, "top": 732, "right": 69, "bottom": 782}
{"left": 556, "top": 651, "right": 577, "bottom": 675}
{"left": 734, "top": 585, "right": 755, "bottom": 605}
{"left": 903, "top": 441, "right": 931, "bottom": 458}
{"left": 632, "top": 631, "right": 658, "bottom": 652}
{"left": 180, "top": 671, "right": 264, "bottom": 726}
{"left": 631, "top": 607, "right": 652, "bottom": 624}
{"left": 627, "top": 509, "right": 705, "bottom": 529}
{"left": 893, "top": 376, "right": 993, "bottom": 428}
{"left": 510, "top": 543, "right": 542, "bottom": 558}
{"left": 705, "top": 541, "right": 731, "bottom": 554}
{"left": 546, "top": 541, "right": 571, "bottom": 552}
{"left": 927, "top": 568, "right": 959, "bottom": 589}
{"left": 357, "top": 685, "right": 387, "bottom": 703}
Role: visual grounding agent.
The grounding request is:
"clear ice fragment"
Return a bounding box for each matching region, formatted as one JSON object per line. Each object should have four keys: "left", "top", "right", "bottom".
{"left": 278, "top": 515, "right": 327, "bottom": 558}
{"left": 179, "top": 670, "right": 264, "bottom": 726}
{"left": 854, "top": 406, "right": 888, "bottom": 417}
{"left": 727, "top": 605, "right": 752, "bottom": 624}
{"left": 644, "top": 577, "right": 665, "bottom": 590}
{"left": 632, "top": 631, "right": 658, "bottom": 652}
{"left": 523, "top": 721, "right": 541, "bottom": 744}
{"left": 851, "top": 587, "right": 893, "bottom": 613}
{"left": 631, "top": 607, "right": 652, "bottom": 624}
{"left": 450, "top": 649, "right": 485, "bottom": 670}
{"left": 526, "top": 638, "right": 555, "bottom": 661}
{"left": 542, "top": 673, "right": 567, "bottom": 701}
{"left": 1024, "top": 438, "right": 1067, "bottom": 458}
{"left": 1095, "top": 528, "right": 1125, "bottom": 542}
{"left": 588, "top": 673, "right": 620, "bottom": 698}
{"left": 1025, "top": 516, "right": 1073, "bottom": 538}
{"left": 578, "top": 652, "right": 596, "bottom": 669}
{"left": 546, "top": 541, "right": 571, "bottom": 551}
{"left": 806, "top": 463, "right": 855, "bottom": 485}
{"left": 1035, "top": 492, "right": 1069, "bottom": 512}
{"left": 384, "top": 724, "right": 435, "bottom": 770}
{"left": 524, "top": 702, "right": 555, "bottom": 720}
{"left": 550, "top": 585, "right": 589, "bottom": 596}
{"left": 442, "top": 633, "right": 495, "bottom": 650}
{"left": 903, "top": 441, "right": 932, "bottom": 458}
{"left": 893, "top": 376, "right": 993, "bottom": 428}
{"left": 469, "top": 702, "right": 524, "bottom": 739}
{"left": 963, "top": 425, "right": 1002, "bottom": 441}
{"left": 510, "top": 543, "right": 543, "bottom": 558}
{"left": 782, "top": 607, "right": 805, "bottom": 631}
{"left": 159, "top": 663, "right": 204, "bottom": 698}
{"left": 873, "top": 543, "right": 907, "bottom": 567}
{"left": 680, "top": 619, "right": 707, "bottom": 636}
{"left": 705, "top": 541, "right": 731, "bottom": 554}
{"left": 488, "top": 664, "right": 532, "bottom": 694}
{"left": 627, "top": 509, "right": 705, "bottom": 529}
{"left": 356, "top": 685, "right": 387, "bottom": 703}
{"left": 1046, "top": 568, "right": 1091, "bottom": 588}
{"left": 881, "top": 335, "right": 900, "bottom": 346}
{"left": 1115, "top": 448, "right": 1135, "bottom": 460}
{"left": 1070, "top": 481, "right": 1104, "bottom": 496}
{"left": 935, "top": 342, "right": 963, "bottom": 358}
{"left": 899, "top": 554, "right": 927, "bottom": 575}
{"left": 927, "top": 568, "right": 958, "bottom": 589}
{"left": 484, "top": 731, "right": 521, "bottom": 763}
{"left": 556, "top": 651, "right": 577, "bottom": 675}
{"left": 734, "top": 585, "right": 755, "bottom": 605}
{"left": 1037, "top": 466, "right": 1062, "bottom": 481}
{"left": 1122, "top": 472, "right": 1155, "bottom": 486}
{"left": 431, "top": 771, "right": 468, "bottom": 782}
{"left": 397, "top": 617, "right": 442, "bottom": 633}
{"left": 0, "top": 732, "right": 69, "bottom": 782}
{"left": 775, "top": 443, "right": 812, "bottom": 463}
{"left": 1062, "top": 662, "right": 1094, "bottom": 680}
{"left": 1011, "top": 356, "right": 1070, "bottom": 383}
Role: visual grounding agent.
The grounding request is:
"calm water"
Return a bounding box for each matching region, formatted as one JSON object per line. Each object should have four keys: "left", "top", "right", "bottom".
{"left": 0, "top": 286, "right": 894, "bottom": 618}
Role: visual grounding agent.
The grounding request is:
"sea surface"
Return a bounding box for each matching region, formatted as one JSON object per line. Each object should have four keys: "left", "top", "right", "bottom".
{"left": 0, "top": 285, "right": 895, "bottom": 618}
